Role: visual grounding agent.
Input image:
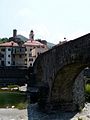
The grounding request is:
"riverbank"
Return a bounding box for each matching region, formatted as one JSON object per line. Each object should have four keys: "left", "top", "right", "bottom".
{"left": 0, "top": 103, "right": 90, "bottom": 120}
{"left": 0, "top": 108, "right": 28, "bottom": 120}
{"left": 71, "top": 102, "right": 90, "bottom": 120}
{"left": 0, "top": 92, "right": 27, "bottom": 109}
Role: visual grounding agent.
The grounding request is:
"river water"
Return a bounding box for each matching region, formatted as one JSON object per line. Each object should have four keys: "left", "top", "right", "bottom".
{"left": 27, "top": 103, "right": 77, "bottom": 120}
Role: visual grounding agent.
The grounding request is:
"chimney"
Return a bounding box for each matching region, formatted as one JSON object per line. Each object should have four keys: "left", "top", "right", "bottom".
{"left": 13, "top": 29, "right": 17, "bottom": 38}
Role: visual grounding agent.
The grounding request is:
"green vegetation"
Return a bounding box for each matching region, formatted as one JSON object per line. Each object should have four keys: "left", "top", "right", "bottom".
{"left": 16, "top": 102, "right": 27, "bottom": 109}
{"left": 0, "top": 38, "right": 9, "bottom": 43}
{"left": 85, "top": 84, "right": 90, "bottom": 94}
{"left": 8, "top": 85, "right": 19, "bottom": 88}
{"left": 85, "top": 83, "right": 90, "bottom": 102}
{"left": 0, "top": 92, "right": 27, "bottom": 109}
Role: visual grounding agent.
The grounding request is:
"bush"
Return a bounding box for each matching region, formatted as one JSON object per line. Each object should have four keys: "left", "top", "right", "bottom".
{"left": 16, "top": 102, "right": 27, "bottom": 110}
{"left": 85, "top": 84, "right": 90, "bottom": 94}
{"left": 85, "top": 83, "right": 90, "bottom": 102}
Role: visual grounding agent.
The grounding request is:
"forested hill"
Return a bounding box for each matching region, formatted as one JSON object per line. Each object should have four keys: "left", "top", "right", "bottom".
{"left": 0, "top": 38, "right": 9, "bottom": 43}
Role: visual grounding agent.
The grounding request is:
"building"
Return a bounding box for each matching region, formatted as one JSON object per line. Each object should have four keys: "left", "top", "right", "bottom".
{"left": 24, "top": 30, "right": 48, "bottom": 67}
{"left": 9, "top": 29, "right": 24, "bottom": 46}
{"left": 0, "top": 41, "right": 25, "bottom": 66}
{"left": 0, "top": 30, "right": 48, "bottom": 67}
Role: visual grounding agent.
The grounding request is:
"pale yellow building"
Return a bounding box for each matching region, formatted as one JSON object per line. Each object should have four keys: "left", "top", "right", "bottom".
{"left": 24, "top": 30, "right": 48, "bottom": 67}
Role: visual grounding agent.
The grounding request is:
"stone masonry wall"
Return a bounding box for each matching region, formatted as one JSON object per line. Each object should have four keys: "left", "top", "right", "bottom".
{"left": 73, "top": 70, "right": 85, "bottom": 110}
{"left": 33, "top": 33, "right": 90, "bottom": 111}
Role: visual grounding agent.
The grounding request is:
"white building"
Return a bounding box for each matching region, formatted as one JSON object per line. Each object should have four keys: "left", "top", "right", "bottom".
{"left": 0, "top": 41, "right": 25, "bottom": 66}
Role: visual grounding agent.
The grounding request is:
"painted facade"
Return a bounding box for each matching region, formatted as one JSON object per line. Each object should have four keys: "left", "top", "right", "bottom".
{"left": 24, "top": 30, "right": 48, "bottom": 67}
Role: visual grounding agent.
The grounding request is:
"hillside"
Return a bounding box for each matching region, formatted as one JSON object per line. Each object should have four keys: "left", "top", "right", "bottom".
{"left": 47, "top": 42, "right": 55, "bottom": 49}
{"left": 16, "top": 35, "right": 28, "bottom": 42}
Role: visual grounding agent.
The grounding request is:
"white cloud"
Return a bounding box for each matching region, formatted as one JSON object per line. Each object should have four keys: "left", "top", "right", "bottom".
{"left": 14, "top": 24, "right": 50, "bottom": 41}
{"left": 55, "top": 31, "right": 88, "bottom": 43}
{"left": 32, "top": 24, "right": 50, "bottom": 40}
{"left": 67, "top": 31, "right": 88, "bottom": 41}
{"left": 17, "top": 8, "right": 32, "bottom": 17}
{"left": 55, "top": 33, "right": 66, "bottom": 42}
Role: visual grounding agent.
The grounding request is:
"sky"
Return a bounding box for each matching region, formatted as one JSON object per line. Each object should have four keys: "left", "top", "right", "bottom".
{"left": 0, "top": 0, "right": 90, "bottom": 44}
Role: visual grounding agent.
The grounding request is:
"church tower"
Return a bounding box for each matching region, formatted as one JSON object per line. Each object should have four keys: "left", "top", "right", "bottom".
{"left": 29, "top": 30, "right": 34, "bottom": 40}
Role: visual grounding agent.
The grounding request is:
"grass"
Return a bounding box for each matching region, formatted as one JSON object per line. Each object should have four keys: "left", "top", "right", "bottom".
{"left": 7, "top": 85, "right": 19, "bottom": 89}
{"left": 0, "top": 92, "right": 27, "bottom": 109}
{"left": 16, "top": 102, "right": 27, "bottom": 109}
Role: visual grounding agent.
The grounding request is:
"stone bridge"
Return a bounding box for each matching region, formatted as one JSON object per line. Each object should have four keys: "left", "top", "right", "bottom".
{"left": 30, "top": 33, "right": 90, "bottom": 111}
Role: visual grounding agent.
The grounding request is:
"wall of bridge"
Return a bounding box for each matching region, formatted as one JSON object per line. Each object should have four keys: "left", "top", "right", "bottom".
{"left": 33, "top": 33, "right": 90, "bottom": 111}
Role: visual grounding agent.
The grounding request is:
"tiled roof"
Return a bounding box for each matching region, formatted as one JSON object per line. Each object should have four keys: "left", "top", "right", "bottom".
{"left": 0, "top": 41, "right": 19, "bottom": 47}
{"left": 24, "top": 40, "right": 44, "bottom": 47}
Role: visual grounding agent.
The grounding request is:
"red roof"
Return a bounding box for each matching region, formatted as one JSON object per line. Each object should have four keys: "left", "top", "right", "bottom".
{"left": 24, "top": 40, "right": 44, "bottom": 47}
{"left": 0, "top": 41, "right": 19, "bottom": 47}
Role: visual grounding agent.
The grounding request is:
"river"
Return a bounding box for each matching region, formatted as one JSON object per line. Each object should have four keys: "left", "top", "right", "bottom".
{"left": 27, "top": 103, "right": 90, "bottom": 120}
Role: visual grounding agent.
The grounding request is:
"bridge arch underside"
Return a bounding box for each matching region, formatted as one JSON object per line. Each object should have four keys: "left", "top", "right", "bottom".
{"left": 51, "top": 62, "right": 90, "bottom": 111}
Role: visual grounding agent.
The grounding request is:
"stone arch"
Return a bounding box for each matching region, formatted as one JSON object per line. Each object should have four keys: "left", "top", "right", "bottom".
{"left": 32, "top": 33, "right": 90, "bottom": 111}
{"left": 50, "top": 63, "right": 90, "bottom": 111}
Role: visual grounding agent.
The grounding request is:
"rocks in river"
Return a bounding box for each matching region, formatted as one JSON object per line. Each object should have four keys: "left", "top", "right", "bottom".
{"left": 78, "top": 115, "right": 87, "bottom": 120}
{"left": 87, "top": 114, "right": 90, "bottom": 118}
{"left": 12, "top": 106, "right": 15, "bottom": 108}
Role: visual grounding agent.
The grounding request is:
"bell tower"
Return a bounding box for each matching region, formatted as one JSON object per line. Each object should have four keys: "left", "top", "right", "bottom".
{"left": 29, "top": 30, "right": 34, "bottom": 40}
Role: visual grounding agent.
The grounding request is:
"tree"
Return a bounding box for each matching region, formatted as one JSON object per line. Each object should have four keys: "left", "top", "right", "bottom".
{"left": 0, "top": 38, "right": 9, "bottom": 43}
